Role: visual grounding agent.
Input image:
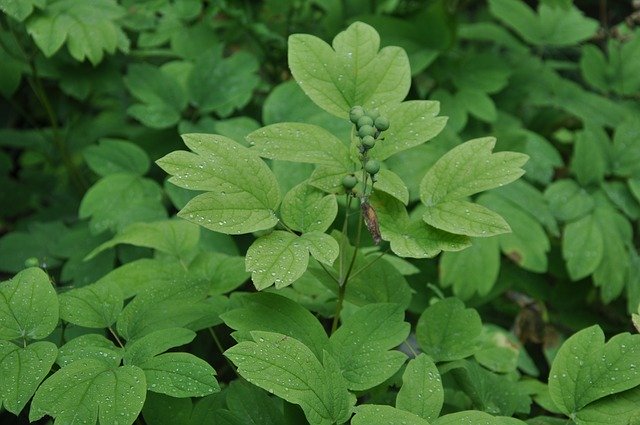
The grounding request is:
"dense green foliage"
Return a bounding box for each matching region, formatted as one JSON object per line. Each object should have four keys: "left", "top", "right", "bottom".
{"left": 1, "top": 1, "right": 640, "bottom": 424}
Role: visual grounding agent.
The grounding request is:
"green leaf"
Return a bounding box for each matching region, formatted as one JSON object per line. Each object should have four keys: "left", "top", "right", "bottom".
{"left": 574, "top": 387, "right": 640, "bottom": 424}
{"left": 300, "top": 231, "right": 339, "bottom": 266}
{"left": 281, "top": 182, "right": 338, "bottom": 232}
{"left": 0, "top": 221, "right": 66, "bottom": 273}
{"left": 0, "top": 48, "right": 23, "bottom": 98}
{"left": 434, "top": 410, "right": 527, "bottom": 425}
{"left": 0, "top": 267, "right": 58, "bottom": 340}
{"left": 571, "top": 125, "right": 609, "bottom": 186}
{"left": 187, "top": 48, "right": 260, "bottom": 117}
{"left": 0, "top": 341, "right": 57, "bottom": 415}
{"left": 245, "top": 231, "right": 310, "bottom": 290}
{"left": 562, "top": 213, "right": 603, "bottom": 280}
{"left": 352, "top": 405, "right": 430, "bottom": 425}
{"left": 329, "top": 303, "right": 409, "bottom": 391}
{"left": 0, "top": 0, "right": 44, "bottom": 21}
{"left": 288, "top": 21, "right": 411, "bottom": 117}
{"left": 374, "top": 169, "right": 410, "bottom": 205}
{"left": 26, "top": 0, "right": 129, "bottom": 64}
{"left": 593, "top": 207, "right": 630, "bottom": 302}
{"left": 86, "top": 219, "right": 200, "bottom": 261}
{"left": 221, "top": 292, "right": 329, "bottom": 360}
{"left": 371, "top": 192, "right": 470, "bottom": 259}
{"left": 612, "top": 119, "right": 640, "bottom": 178}
{"left": 396, "top": 354, "right": 443, "bottom": 421}
{"left": 457, "top": 89, "right": 497, "bottom": 122}
{"left": 124, "top": 327, "right": 196, "bottom": 366}
{"left": 474, "top": 326, "right": 520, "bottom": 374}
{"left": 59, "top": 282, "right": 123, "bottom": 328}
{"left": 440, "top": 236, "right": 500, "bottom": 300}
{"left": 420, "top": 137, "right": 528, "bottom": 237}
{"left": 225, "top": 379, "right": 286, "bottom": 425}
{"left": 368, "top": 101, "right": 447, "bottom": 161}
{"left": 548, "top": 325, "right": 640, "bottom": 415}
{"left": 83, "top": 139, "right": 150, "bottom": 177}
{"left": 451, "top": 53, "right": 511, "bottom": 94}
{"left": 225, "top": 331, "right": 354, "bottom": 425}
{"left": 79, "top": 173, "right": 167, "bottom": 234}
{"left": 30, "top": 359, "right": 146, "bottom": 424}
{"left": 416, "top": 298, "right": 482, "bottom": 362}
{"left": 58, "top": 334, "right": 121, "bottom": 367}
{"left": 140, "top": 352, "right": 219, "bottom": 397}
{"left": 247, "top": 122, "right": 351, "bottom": 169}
{"left": 157, "top": 134, "right": 280, "bottom": 235}
{"left": 544, "top": 179, "right": 595, "bottom": 222}
{"left": 189, "top": 252, "right": 249, "bottom": 295}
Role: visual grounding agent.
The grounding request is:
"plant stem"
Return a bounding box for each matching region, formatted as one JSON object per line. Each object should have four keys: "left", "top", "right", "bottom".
{"left": 108, "top": 327, "right": 124, "bottom": 348}
{"left": 208, "top": 327, "right": 238, "bottom": 376}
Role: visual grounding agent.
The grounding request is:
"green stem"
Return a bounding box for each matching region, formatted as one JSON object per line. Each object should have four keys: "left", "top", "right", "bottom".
{"left": 348, "top": 248, "right": 388, "bottom": 281}
{"left": 208, "top": 327, "right": 238, "bottom": 377}
{"left": 108, "top": 327, "right": 124, "bottom": 348}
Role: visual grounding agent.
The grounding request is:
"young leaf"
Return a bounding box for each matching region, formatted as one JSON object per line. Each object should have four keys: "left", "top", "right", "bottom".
{"left": 29, "top": 359, "right": 146, "bottom": 424}
{"left": 247, "top": 123, "right": 351, "bottom": 169}
{"left": 371, "top": 192, "right": 470, "bottom": 258}
{"left": 548, "top": 325, "right": 640, "bottom": 415}
{"left": 26, "top": 0, "right": 129, "bottom": 65}
{"left": 288, "top": 21, "right": 411, "bottom": 117}
{"left": 58, "top": 334, "right": 121, "bottom": 367}
{"left": 0, "top": 267, "right": 58, "bottom": 340}
{"left": 280, "top": 182, "right": 338, "bottom": 233}
{"left": 419, "top": 137, "right": 528, "bottom": 237}
{"left": 83, "top": 139, "right": 150, "bottom": 177}
{"left": 329, "top": 303, "right": 409, "bottom": 391}
{"left": 225, "top": 331, "right": 354, "bottom": 425}
{"left": 85, "top": 219, "right": 200, "bottom": 261}
{"left": 156, "top": 134, "right": 280, "bottom": 235}
{"left": 352, "top": 405, "right": 430, "bottom": 425}
{"left": 396, "top": 353, "right": 444, "bottom": 421}
{"left": 59, "top": 281, "right": 123, "bottom": 328}
{"left": 562, "top": 213, "right": 603, "bottom": 280}
{"left": 0, "top": 341, "right": 57, "bottom": 415}
{"left": 221, "top": 292, "right": 329, "bottom": 360}
{"left": 416, "top": 298, "right": 482, "bottom": 362}
{"left": 123, "top": 327, "right": 196, "bottom": 366}
{"left": 140, "top": 352, "right": 219, "bottom": 397}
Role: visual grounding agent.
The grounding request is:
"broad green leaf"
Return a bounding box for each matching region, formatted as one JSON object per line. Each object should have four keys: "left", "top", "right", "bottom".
{"left": 612, "top": 119, "right": 640, "bottom": 178}
{"left": 330, "top": 303, "right": 409, "bottom": 391}
{"left": 309, "top": 165, "right": 353, "bottom": 194}
{"left": 187, "top": 48, "right": 260, "bottom": 117}
{"left": 441, "top": 360, "right": 531, "bottom": 416}
{"left": 26, "top": 0, "right": 129, "bottom": 64}
{"left": 368, "top": 101, "right": 447, "bottom": 161}
{"left": 247, "top": 123, "right": 351, "bottom": 169}
{"left": 124, "top": 327, "right": 196, "bottom": 366}
{"left": 83, "top": 139, "right": 150, "bottom": 177}
{"left": 373, "top": 169, "right": 410, "bottom": 205}
{"left": 0, "top": 0, "right": 44, "bottom": 21}
{"left": 474, "top": 326, "right": 520, "bottom": 374}
{"left": 548, "top": 325, "right": 640, "bottom": 415}
{"left": 451, "top": 53, "right": 511, "bottom": 94}
{"left": 86, "top": 219, "right": 200, "bottom": 261}
{"left": 245, "top": 231, "right": 309, "bottom": 290}
{"left": 371, "top": 192, "right": 470, "bottom": 258}
{"left": 0, "top": 267, "right": 58, "bottom": 340}
{"left": 0, "top": 221, "right": 66, "bottom": 273}
{"left": 225, "top": 331, "right": 354, "bottom": 425}
{"left": 420, "top": 137, "right": 528, "bottom": 237}
{"left": 544, "top": 179, "right": 594, "bottom": 222}
{"left": 221, "top": 292, "right": 329, "bottom": 360}
{"left": 440, "top": 236, "right": 500, "bottom": 300}
{"left": 352, "top": 405, "right": 430, "bottom": 425}
{"left": 0, "top": 341, "right": 57, "bottom": 415}
{"left": 125, "top": 63, "right": 186, "bottom": 129}
{"left": 140, "top": 352, "right": 219, "bottom": 397}
{"left": 280, "top": 182, "right": 338, "bottom": 232}
{"left": 602, "top": 181, "right": 640, "bottom": 220}
{"left": 396, "top": 354, "right": 443, "bottom": 421}
{"left": 58, "top": 334, "right": 121, "bottom": 367}
{"left": 301, "top": 231, "right": 339, "bottom": 266}
{"left": 434, "top": 411, "right": 527, "bottom": 425}
{"left": 574, "top": 387, "right": 640, "bottom": 425}
{"left": 288, "top": 21, "right": 411, "bottom": 117}
{"left": 30, "top": 359, "right": 146, "bottom": 424}
{"left": 562, "top": 213, "right": 603, "bottom": 280}
{"left": 0, "top": 48, "right": 23, "bottom": 98}
{"left": 491, "top": 180, "right": 558, "bottom": 236}
{"left": 416, "top": 298, "right": 482, "bottom": 362}
{"left": 59, "top": 282, "right": 123, "bottom": 328}
{"left": 157, "top": 134, "right": 280, "bottom": 234}
{"left": 79, "top": 173, "right": 166, "bottom": 234}
{"left": 593, "top": 207, "right": 630, "bottom": 302}
{"left": 571, "top": 126, "right": 609, "bottom": 186}
{"left": 189, "top": 252, "right": 249, "bottom": 295}
{"left": 457, "top": 89, "right": 497, "bottom": 122}
{"left": 225, "top": 379, "right": 286, "bottom": 425}
{"left": 479, "top": 193, "right": 550, "bottom": 272}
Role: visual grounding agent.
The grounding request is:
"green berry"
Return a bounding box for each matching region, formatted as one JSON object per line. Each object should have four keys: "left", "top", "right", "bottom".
{"left": 24, "top": 257, "right": 39, "bottom": 268}
{"left": 374, "top": 116, "right": 390, "bottom": 131}
{"left": 358, "top": 125, "right": 376, "bottom": 138}
{"left": 367, "top": 108, "right": 380, "bottom": 121}
{"left": 349, "top": 106, "right": 364, "bottom": 124}
{"left": 342, "top": 174, "right": 358, "bottom": 190}
{"left": 364, "top": 159, "right": 380, "bottom": 175}
{"left": 361, "top": 135, "right": 375, "bottom": 149}
{"left": 357, "top": 115, "right": 374, "bottom": 128}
